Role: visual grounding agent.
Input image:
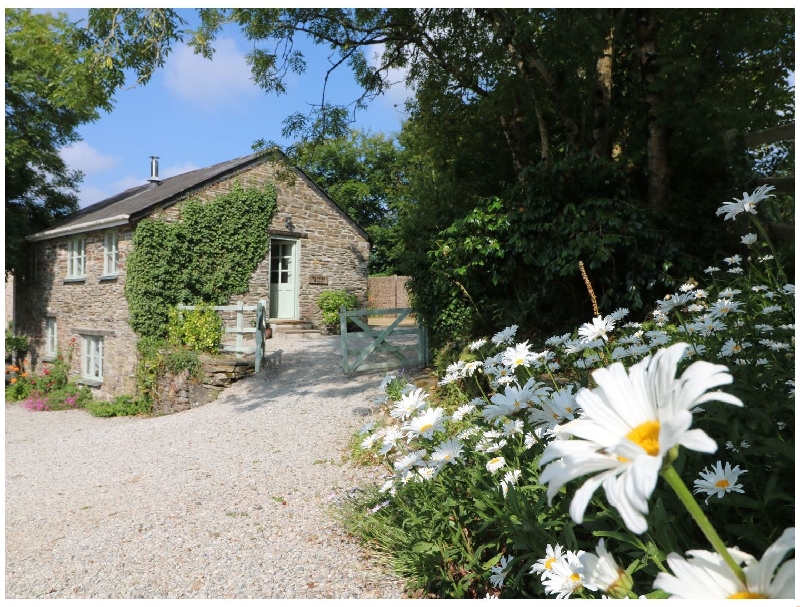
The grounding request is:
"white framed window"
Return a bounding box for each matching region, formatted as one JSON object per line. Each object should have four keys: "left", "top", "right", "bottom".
{"left": 82, "top": 335, "right": 103, "bottom": 380}
{"left": 67, "top": 237, "right": 86, "bottom": 278}
{"left": 103, "top": 230, "right": 119, "bottom": 276}
{"left": 45, "top": 317, "right": 57, "bottom": 357}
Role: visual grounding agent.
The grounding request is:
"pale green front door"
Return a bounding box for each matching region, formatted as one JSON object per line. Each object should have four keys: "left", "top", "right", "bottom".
{"left": 269, "top": 239, "right": 298, "bottom": 319}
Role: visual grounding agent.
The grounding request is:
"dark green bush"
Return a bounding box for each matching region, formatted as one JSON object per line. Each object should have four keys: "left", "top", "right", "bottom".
{"left": 86, "top": 395, "right": 151, "bottom": 418}
{"left": 317, "top": 289, "right": 358, "bottom": 332}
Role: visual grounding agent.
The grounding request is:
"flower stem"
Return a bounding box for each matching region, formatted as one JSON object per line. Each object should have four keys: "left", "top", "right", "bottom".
{"left": 661, "top": 465, "right": 746, "bottom": 584}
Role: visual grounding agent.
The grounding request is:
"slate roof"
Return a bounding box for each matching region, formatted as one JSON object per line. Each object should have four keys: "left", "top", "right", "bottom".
{"left": 28, "top": 151, "right": 369, "bottom": 242}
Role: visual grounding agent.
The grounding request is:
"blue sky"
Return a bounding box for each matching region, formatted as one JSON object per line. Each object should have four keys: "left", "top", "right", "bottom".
{"left": 52, "top": 9, "right": 410, "bottom": 208}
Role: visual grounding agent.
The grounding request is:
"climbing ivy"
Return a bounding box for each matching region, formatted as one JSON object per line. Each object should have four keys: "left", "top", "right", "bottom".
{"left": 125, "top": 182, "right": 278, "bottom": 340}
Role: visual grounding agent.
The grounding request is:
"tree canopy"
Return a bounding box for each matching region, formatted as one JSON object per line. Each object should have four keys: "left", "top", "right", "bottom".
{"left": 4, "top": 8, "right": 184, "bottom": 278}
{"left": 40, "top": 8, "right": 797, "bottom": 342}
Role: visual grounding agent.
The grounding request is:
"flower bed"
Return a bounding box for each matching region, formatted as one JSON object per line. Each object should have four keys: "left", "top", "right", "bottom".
{"left": 340, "top": 186, "right": 794, "bottom": 599}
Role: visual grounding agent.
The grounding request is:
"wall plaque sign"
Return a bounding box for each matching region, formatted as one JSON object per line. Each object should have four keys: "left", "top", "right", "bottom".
{"left": 309, "top": 274, "right": 328, "bottom": 285}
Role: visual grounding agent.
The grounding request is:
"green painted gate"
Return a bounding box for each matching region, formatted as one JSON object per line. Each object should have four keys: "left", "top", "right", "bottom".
{"left": 339, "top": 307, "right": 429, "bottom": 374}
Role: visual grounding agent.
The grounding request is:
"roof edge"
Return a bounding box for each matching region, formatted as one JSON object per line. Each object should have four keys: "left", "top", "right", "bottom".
{"left": 27, "top": 214, "right": 131, "bottom": 242}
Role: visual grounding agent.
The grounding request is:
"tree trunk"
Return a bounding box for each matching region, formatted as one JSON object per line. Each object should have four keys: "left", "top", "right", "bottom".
{"left": 636, "top": 8, "right": 671, "bottom": 210}
{"left": 592, "top": 11, "right": 615, "bottom": 160}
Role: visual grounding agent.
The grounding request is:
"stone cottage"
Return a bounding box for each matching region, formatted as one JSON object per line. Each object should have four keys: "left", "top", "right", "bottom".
{"left": 14, "top": 151, "right": 370, "bottom": 399}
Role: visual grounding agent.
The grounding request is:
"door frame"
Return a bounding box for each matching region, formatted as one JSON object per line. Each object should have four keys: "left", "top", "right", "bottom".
{"left": 269, "top": 237, "right": 300, "bottom": 320}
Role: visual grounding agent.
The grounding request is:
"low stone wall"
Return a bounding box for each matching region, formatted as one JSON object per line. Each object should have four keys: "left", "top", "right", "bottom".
{"left": 152, "top": 355, "right": 256, "bottom": 415}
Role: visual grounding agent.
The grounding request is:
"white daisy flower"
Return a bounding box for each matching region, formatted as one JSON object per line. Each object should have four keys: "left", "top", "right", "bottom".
{"left": 468, "top": 338, "right": 488, "bottom": 351}
{"left": 457, "top": 427, "right": 479, "bottom": 440}
{"left": 486, "top": 456, "right": 506, "bottom": 473}
{"left": 402, "top": 407, "right": 447, "bottom": 441}
{"left": 491, "top": 325, "right": 518, "bottom": 345}
{"left": 417, "top": 466, "right": 437, "bottom": 481}
{"left": 379, "top": 426, "right": 404, "bottom": 455}
{"left": 430, "top": 438, "right": 463, "bottom": 466}
{"left": 657, "top": 292, "right": 695, "bottom": 314}
{"left": 489, "top": 555, "right": 514, "bottom": 588}
{"left": 708, "top": 298, "right": 742, "bottom": 318}
{"left": 653, "top": 527, "right": 794, "bottom": 599}
{"left": 390, "top": 388, "right": 429, "bottom": 420}
{"left": 539, "top": 343, "right": 743, "bottom": 534}
{"left": 759, "top": 254, "right": 775, "bottom": 261}
{"left": 762, "top": 304, "right": 782, "bottom": 315}
{"left": 361, "top": 430, "right": 384, "bottom": 449}
{"left": 704, "top": 266, "right": 721, "bottom": 274}
{"left": 718, "top": 287, "right": 742, "bottom": 298}
{"left": 394, "top": 449, "right": 427, "bottom": 472}
{"left": 728, "top": 267, "right": 744, "bottom": 274}
{"left": 359, "top": 420, "right": 377, "bottom": 435}
{"left": 577, "top": 539, "right": 633, "bottom": 599}
{"left": 723, "top": 254, "right": 742, "bottom": 265}
{"left": 752, "top": 284, "right": 769, "bottom": 292}
{"left": 463, "top": 360, "right": 483, "bottom": 376}
{"left": 679, "top": 282, "right": 696, "bottom": 292}
{"left": 543, "top": 550, "right": 596, "bottom": 599}
{"left": 500, "top": 469, "right": 522, "bottom": 497}
{"left": 715, "top": 185, "right": 775, "bottom": 221}
{"left": 693, "top": 460, "right": 746, "bottom": 504}
{"left": 523, "top": 432, "right": 539, "bottom": 450}
{"left": 740, "top": 233, "right": 757, "bottom": 245}
{"left": 718, "top": 339, "right": 751, "bottom": 357}
{"left": 578, "top": 315, "right": 616, "bottom": 343}
{"left": 531, "top": 544, "right": 567, "bottom": 580}
{"left": 451, "top": 403, "right": 476, "bottom": 421}
{"left": 607, "top": 307, "right": 630, "bottom": 322}
{"left": 546, "top": 332, "right": 572, "bottom": 347}
{"left": 783, "top": 283, "right": 795, "bottom": 295}
{"left": 502, "top": 341, "right": 536, "bottom": 370}
{"left": 501, "top": 419, "right": 524, "bottom": 437}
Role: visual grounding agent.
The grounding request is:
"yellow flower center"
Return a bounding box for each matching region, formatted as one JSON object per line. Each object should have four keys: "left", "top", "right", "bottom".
{"left": 569, "top": 573, "right": 581, "bottom": 582}
{"left": 733, "top": 344, "right": 742, "bottom": 352}
{"left": 626, "top": 420, "right": 661, "bottom": 456}
{"left": 715, "top": 479, "right": 730, "bottom": 489}
{"left": 514, "top": 401, "right": 521, "bottom": 409}
{"left": 489, "top": 457, "right": 502, "bottom": 466}
{"left": 728, "top": 592, "right": 766, "bottom": 599}
{"left": 544, "top": 558, "right": 556, "bottom": 570}
{"left": 515, "top": 358, "right": 524, "bottom": 366}
{"left": 419, "top": 423, "right": 433, "bottom": 433}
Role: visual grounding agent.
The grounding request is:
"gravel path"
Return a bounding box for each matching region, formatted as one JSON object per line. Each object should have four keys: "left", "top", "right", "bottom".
{"left": 5, "top": 336, "right": 408, "bottom": 599}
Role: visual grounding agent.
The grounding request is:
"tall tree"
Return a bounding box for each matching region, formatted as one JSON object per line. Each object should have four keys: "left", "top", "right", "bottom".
{"left": 292, "top": 130, "right": 407, "bottom": 275}
{"left": 5, "top": 8, "right": 183, "bottom": 277}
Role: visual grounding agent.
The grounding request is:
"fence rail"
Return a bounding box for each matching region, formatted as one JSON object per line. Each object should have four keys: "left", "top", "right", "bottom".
{"left": 340, "top": 307, "right": 428, "bottom": 374}
{"left": 176, "top": 301, "right": 268, "bottom": 372}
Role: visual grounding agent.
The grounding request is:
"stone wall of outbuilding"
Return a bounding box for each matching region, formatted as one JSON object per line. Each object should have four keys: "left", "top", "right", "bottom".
{"left": 14, "top": 158, "right": 370, "bottom": 400}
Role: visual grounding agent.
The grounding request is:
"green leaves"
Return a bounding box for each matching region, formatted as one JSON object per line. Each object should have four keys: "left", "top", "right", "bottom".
{"left": 125, "top": 183, "right": 277, "bottom": 341}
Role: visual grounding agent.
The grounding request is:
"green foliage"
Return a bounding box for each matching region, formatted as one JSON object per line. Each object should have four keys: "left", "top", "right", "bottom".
{"left": 5, "top": 373, "right": 33, "bottom": 402}
{"left": 86, "top": 395, "right": 151, "bottom": 418}
{"left": 292, "top": 130, "right": 407, "bottom": 274}
{"left": 134, "top": 337, "right": 203, "bottom": 404}
{"left": 5, "top": 9, "right": 122, "bottom": 277}
{"left": 317, "top": 289, "right": 358, "bottom": 331}
{"left": 125, "top": 182, "right": 277, "bottom": 341}
{"left": 167, "top": 304, "right": 223, "bottom": 354}
{"left": 5, "top": 323, "right": 28, "bottom": 361}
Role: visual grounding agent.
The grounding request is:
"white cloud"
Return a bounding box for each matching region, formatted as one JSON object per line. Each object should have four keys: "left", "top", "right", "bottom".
{"left": 76, "top": 185, "right": 111, "bottom": 208}
{"left": 60, "top": 141, "right": 120, "bottom": 176}
{"left": 160, "top": 162, "right": 201, "bottom": 179}
{"left": 163, "top": 38, "right": 260, "bottom": 111}
{"left": 367, "top": 44, "right": 413, "bottom": 115}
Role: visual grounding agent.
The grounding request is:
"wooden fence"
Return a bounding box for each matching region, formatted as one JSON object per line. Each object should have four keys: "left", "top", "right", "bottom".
{"left": 340, "top": 306, "right": 428, "bottom": 374}
{"left": 176, "top": 301, "right": 268, "bottom": 372}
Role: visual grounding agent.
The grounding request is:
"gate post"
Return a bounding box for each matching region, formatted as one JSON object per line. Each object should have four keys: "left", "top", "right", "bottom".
{"left": 340, "top": 305, "right": 349, "bottom": 373}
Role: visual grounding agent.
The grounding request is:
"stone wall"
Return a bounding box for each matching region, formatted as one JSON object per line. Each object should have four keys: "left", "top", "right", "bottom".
{"left": 15, "top": 156, "right": 369, "bottom": 399}
{"left": 154, "top": 160, "right": 371, "bottom": 329}
{"left": 14, "top": 227, "right": 137, "bottom": 400}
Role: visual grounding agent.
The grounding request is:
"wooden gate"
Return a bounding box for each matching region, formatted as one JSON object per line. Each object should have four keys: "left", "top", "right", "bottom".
{"left": 176, "top": 301, "right": 268, "bottom": 372}
{"left": 339, "top": 306, "right": 429, "bottom": 374}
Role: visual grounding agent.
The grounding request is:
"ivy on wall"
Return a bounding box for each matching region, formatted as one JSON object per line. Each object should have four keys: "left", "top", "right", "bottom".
{"left": 125, "top": 182, "right": 278, "bottom": 340}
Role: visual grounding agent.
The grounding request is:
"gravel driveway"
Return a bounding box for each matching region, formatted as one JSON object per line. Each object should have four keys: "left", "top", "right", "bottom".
{"left": 5, "top": 336, "right": 408, "bottom": 599}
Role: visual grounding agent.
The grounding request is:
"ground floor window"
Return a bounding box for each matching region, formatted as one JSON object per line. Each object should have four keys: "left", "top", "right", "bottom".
{"left": 82, "top": 335, "right": 103, "bottom": 380}
{"left": 45, "top": 317, "right": 57, "bottom": 356}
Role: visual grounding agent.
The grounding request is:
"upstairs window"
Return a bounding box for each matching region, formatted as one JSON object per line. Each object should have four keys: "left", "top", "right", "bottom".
{"left": 103, "top": 230, "right": 119, "bottom": 276}
{"left": 67, "top": 237, "right": 86, "bottom": 278}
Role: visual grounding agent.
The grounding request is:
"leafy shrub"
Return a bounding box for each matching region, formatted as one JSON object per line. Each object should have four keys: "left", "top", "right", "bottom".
{"left": 135, "top": 337, "right": 204, "bottom": 403}
{"left": 5, "top": 367, "right": 33, "bottom": 401}
{"left": 86, "top": 395, "right": 151, "bottom": 418}
{"left": 45, "top": 383, "right": 92, "bottom": 410}
{"left": 5, "top": 322, "right": 28, "bottom": 363}
{"left": 343, "top": 186, "right": 795, "bottom": 599}
{"left": 317, "top": 289, "right": 358, "bottom": 331}
{"left": 167, "top": 304, "right": 223, "bottom": 353}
